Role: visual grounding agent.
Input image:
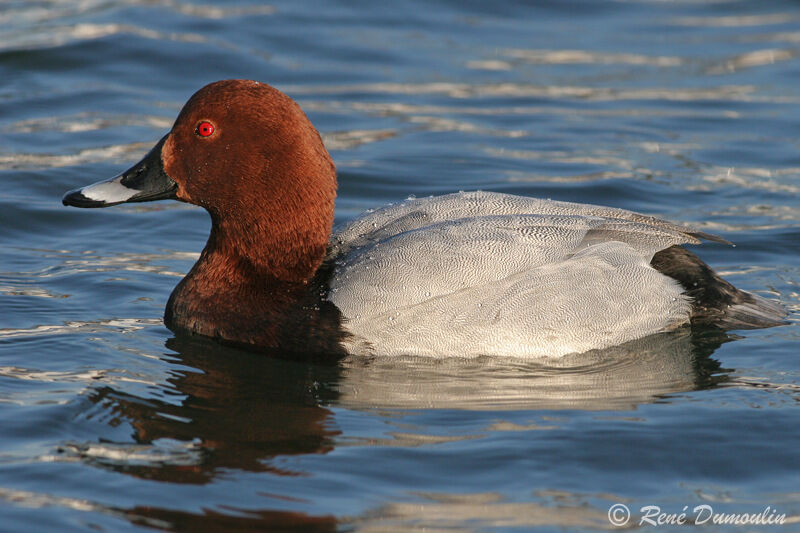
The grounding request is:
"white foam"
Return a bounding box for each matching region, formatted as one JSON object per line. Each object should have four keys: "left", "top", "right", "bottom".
{"left": 81, "top": 178, "right": 139, "bottom": 203}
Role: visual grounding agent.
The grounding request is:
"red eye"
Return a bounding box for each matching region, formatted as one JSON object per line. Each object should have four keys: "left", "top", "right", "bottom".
{"left": 196, "top": 121, "right": 215, "bottom": 137}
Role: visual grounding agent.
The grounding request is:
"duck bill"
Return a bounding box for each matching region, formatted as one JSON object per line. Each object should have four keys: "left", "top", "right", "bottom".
{"left": 62, "top": 135, "right": 177, "bottom": 208}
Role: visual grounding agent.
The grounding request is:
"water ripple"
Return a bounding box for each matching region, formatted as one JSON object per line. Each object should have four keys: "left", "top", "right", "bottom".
{"left": 674, "top": 13, "right": 800, "bottom": 27}
{"left": 0, "top": 1, "right": 274, "bottom": 27}
{"left": 0, "top": 318, "right": 161, "bottom": 341}
{"left": 10, "top": 113, "right": 172, "bottom": 134}
{"left": 501, "top": 48, "right": 684, "bottom": 66}
{"left": 0, "top": 142, "right": 153, "bottom": 170}
{"left": 288, "top": 82, "right": 797, "bottom": 103}
{"left": 0, "top": 23, "right": 206, "bottom": 53}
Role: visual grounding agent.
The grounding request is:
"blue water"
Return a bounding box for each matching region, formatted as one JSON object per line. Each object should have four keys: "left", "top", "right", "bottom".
{"left": 1, "top": 1, "right": 799, "bottom": 531}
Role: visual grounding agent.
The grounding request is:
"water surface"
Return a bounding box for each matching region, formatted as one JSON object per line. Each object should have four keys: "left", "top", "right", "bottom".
{"left": 1, "top": 1, "right": 799, "bottom": 531}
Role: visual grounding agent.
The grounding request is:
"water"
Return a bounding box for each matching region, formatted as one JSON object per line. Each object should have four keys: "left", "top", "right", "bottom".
{"left": 1, "top": 1, "right": 799, "bottom": 531}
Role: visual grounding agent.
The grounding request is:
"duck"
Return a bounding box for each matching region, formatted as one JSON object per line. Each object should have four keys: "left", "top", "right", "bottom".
{"left": 62, "top": 79, "right": 786, "bottom": 358}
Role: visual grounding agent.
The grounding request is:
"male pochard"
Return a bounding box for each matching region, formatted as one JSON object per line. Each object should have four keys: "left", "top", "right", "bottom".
{"left": 63, "top": 80, "right": 786, "bottom": 358}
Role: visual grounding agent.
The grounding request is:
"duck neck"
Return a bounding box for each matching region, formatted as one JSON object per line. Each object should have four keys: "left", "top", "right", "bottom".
{"left": 165, "top": 207, "right": 335, "bottom": 350}
{"left": 209, "top": 209, "right": 331, "bottom": 283}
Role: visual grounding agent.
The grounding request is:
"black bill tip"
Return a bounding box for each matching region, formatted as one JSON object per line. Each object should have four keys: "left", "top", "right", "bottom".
{"left": 62, "top": 134, "right": 176, "bottom": 210}
{"left": 62, "top": 187, "right": 119, "bottom": 208}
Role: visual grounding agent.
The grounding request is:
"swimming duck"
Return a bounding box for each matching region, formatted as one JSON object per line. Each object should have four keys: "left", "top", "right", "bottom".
{"left": 62, "top": 80, "right": 785, "bottom": 358}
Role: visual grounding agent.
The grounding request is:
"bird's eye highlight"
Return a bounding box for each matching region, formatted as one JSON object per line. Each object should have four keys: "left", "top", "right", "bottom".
{"left": 196, "top": 121, "right": 215, "bottom": 137}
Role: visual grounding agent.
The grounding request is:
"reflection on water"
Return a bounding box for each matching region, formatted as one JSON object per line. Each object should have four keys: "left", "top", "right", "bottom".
{"left": 71, "top": 337, "right": 341, "bottom": 484}
{"left": 63, "top": 328, "right": 728, "bottom": 478}
{"left": 345, "top": 491, "right": 612, "bottom": 531}
{"left": 47, "top": 327, "right": 730, "bottom": 530}
{"left": 125, "top": 506, "right": 335, "bottom": 533}
{"left": 337, "top": 327, "right": 729, "bottom": 411}
{"left": 2, "top": 0, "right": 799, "bottom": 530}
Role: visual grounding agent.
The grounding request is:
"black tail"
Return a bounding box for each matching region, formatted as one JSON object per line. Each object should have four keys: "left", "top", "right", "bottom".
{"left": 651, "top": 245, "right": 787, "bottom": 330}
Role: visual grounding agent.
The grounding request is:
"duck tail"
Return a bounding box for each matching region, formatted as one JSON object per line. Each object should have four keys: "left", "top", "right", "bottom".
{"left": 651, "top": 245, "right": 787, "bottom": 330}
{"left": 716, "top": 291, "right": 788, "bottom": 330}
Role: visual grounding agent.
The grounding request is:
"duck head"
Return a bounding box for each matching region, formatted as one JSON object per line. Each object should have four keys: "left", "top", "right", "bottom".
{"left": 63, "top": 79, "right": 337, "bottom": 283}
